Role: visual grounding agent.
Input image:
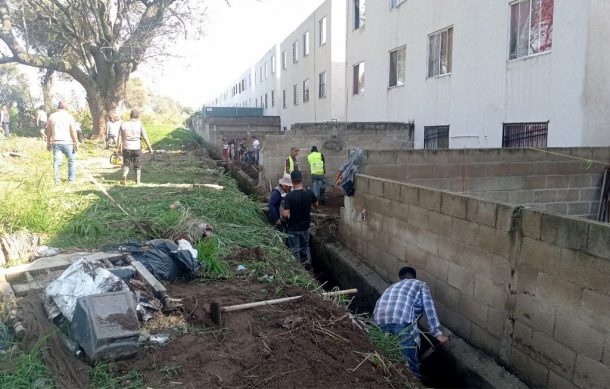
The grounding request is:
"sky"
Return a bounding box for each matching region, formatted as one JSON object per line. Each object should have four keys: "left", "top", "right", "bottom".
{"left": 137, "top": 0, "right": 326, "bottom": 109}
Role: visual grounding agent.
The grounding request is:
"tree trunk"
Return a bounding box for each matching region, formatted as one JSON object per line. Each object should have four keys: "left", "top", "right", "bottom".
{"left": 86, "top": 89, "right": 106, "bottom": 140}
{"left": 85, "top": 64, "right": 130, "bottom": 139}
{"left": 41, "top": 69, "right": 53, "bottom": 112}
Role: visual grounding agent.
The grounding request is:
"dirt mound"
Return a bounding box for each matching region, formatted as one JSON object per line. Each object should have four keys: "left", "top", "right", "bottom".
{"left": 116, "top": 281, "right": 414, "bottom": 388}
{"left": 19, "top": 295, "right": 91, "bottom": 388}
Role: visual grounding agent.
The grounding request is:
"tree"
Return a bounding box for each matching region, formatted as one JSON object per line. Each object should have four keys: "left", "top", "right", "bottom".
{"left": 0, "top": 64, "right": 33, "bottom": 107}
{"left": 125, "top": 77, "right": 150, "bottom": 110}
{"left": 0, "top": 0, "right": 206, "bottom": 138}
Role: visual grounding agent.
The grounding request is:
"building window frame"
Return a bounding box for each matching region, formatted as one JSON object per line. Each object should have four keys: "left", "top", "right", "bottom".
{"left": 303, "top": 79, "right": 310, "bottom": 103}
{"left": 282, "top": 89, "right": 287, "bottom": 109}
{"left": 319, "top": 17, "right": 327, "bottom": 46}
{"left": 319, "top": 71, "right": 327, "bottom": 98}
{"left": 281, "top": 50, "right": 287, "bottom": 70}
{"left": 390, "top": 0, "right": 406, "bottom": 9}
{"left": 424, "top": 126, "right": 450, "bottom": 149}
{"left": 427, "top": 26, "right": 453, "bottom": 78}
{"left": 389, "top": 45, "right": 406, "bottom": 88}
{"left": 271, "top": 90, "right": 275, "bottom": 107}
{"left": 502, "top": 122, "right": 549, "bottom": 148}
{"left": 354, "top": 0, "right": 366, "bottom": 30}
{"left": 352, "top": 62, "right": 365, "bottom": 95}
{"left": 293, "top": 84, "right": 299, "bottom": 106}
{"left": 509, "top": 0, "right": 554, "bottom": 61}
{"left": 304, "top": 31, "right": 310, "bottom": 56}
{"left": 293, "top": 41, "right": 299, "bottom": 63}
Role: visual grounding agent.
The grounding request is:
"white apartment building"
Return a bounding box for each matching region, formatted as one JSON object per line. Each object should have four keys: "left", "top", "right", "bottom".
{"left": 346, "top": 0, "right": 610, "bottom": 148}
{"left": 279, "top": 0, "right": 347, "bottom": 129}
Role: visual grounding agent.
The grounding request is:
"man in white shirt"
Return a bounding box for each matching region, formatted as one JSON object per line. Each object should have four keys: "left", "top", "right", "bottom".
{"left": 106, "top": 114, "right": 121, "bottom": 148}
{"left": 117, "top": 109, "right": 153, "bottom": 186}
{"left": 46, "top": 101, "right": 78, "bottom": 184}
{"left": 252, "top": 136, "right": 261, "bottom": 165}
{"left": 36, "top": 106, "right": 48, "bottom": 141}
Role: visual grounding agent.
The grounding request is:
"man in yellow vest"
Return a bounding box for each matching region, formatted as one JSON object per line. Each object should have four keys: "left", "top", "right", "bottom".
{"left": 307, "top": 146, "right": 327, "bottom": 205}
{"left": 285, "top": 146, "right": 299, "bottom": 174}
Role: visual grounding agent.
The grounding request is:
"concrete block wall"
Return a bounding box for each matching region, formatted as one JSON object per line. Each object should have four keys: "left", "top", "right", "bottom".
{"left": 360, "top": 148, "right": 610, "bottom": 219}
{"left": 260, "top": 122, "right": 414, "bottom": 188}
{"left": 190, "top": 115, "right": 282, "bottom": 152}
{"left": 339, "top": 174, "right": 610, "bottom": 388}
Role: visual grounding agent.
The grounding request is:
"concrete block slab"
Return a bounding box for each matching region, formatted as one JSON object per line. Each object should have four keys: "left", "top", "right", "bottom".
{"left": 521, "top": 209, "right": 542, "bottom": 239}
{"left": 510, "top": 190, "right": 535, "bottom": 204}
{"left": 579, "top": 187, "right": 601, "bottom": 201}
{"left": 554, "top": 310, "right": 604, "bottom": 362}
{"left": 533, "top": 189, "right": 557, "bottom": 203}
{"left": 428, "top": 211, "right": 452, "bottom": 237}
{"left": 545, "top": 202, "right": 568, "bottom": 215}
{"left": 470, "top": 324, "right": 501, "bottom": 356}
{"left": 496, "top": 203, "right": 515, "bottom": 232}
{"left": 514, "top": 295, "right": 556, "bottom": 336}
{"left": 487, "top": 308, "right": 507, "bottom": 338}
{"left": 459, "top": 293, "right": 489, "bottom": 327}
{"left": 569, "top": 175, "right": 594, "bottom": 189}
{"left": 441, "top": 192, "right": 467, "bottom": 219}
{"left": 408, "top": 205, "right": 430, "bottom": 231}
{"left": 536, "top": 272, "right": 582, "bottom": 309}
{"left": 466, "top": 198, "right": 497, "bottom": 228}
{"left": 580, "top": 289, "right": 610, "bottom": 331}
{"left": 447, "top": 262, "right": 475, "bottom": 296}
{"left": 512, "top": 321, "right": 534, "bottom": 351}
{"left": 510, "top": 347, "right": 549, "bottom": 388}
{"left": 419, "top": 187, "right": 441, "bottom": 212}
{"left": 438, "top": 236, "right": 464, "bottom": 263}
{"left": 585, "top": 221, "right": 610, "bottom": 259}
{"left": 439, "top": 304, "right": 472, "bottom": 339}
{"left": 546, "top": 175, "right": 570, "bottom": 189}
{"left": 392, "top": 200, "right": 410, "bottom": 224}
{"left": 556, "top": 189, "right": 581, "bottom": 202}
{"left": 383, "top": 181, "right": 401, "bottom": 201}
{"left": 404, "top": 243, "right": 427, "bottom": 269}
{"left": 475, "top": 225, "right": 512, "bottom": 259}
{"left": 416, "top": 229, "right": 439, "bottom": 255}
{"left": 451, "top": 218, "right": 479, "bottom": 247}
{"left": 355, "top": 175, "right": 369, "bottom": 195}
{"left": 468, "top": 177, "right": 499, "bottom": 192}
{"left": 435, "top": 280, "right": 460, "bottom": 308}
{"left": 426, "top": 254, "right": 449, "bottom": 282}
{"left": 474, "top": 276, "right": 507, "bottom": 307}
{"left": 540, "top": 213, "right": 588, "bottom": 251}
{"left": 547, "top": 371, "right": 578, "bottom": 389}
{"left": 490, "top": 256, "right": 512, "bottom": 287}
{"left": 574, "top": 354, "right": 610, "bottom": 389}
{"left": 368, "top": 178, "right": 384, "bottom": 197}
{"left": 519, "top": 237, "right": 561, "bottom": 274}
{"left": 516, "top": 264, "right": 539, "bottom": 295}
{"left": 559, "top": 249, "right": 610, "bottom": 295}
{"left": 400, "top": 185, "right": 419, "bottom": 205}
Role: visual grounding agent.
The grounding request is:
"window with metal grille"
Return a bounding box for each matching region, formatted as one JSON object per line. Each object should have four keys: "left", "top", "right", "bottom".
{"left": 293, "top": 84, "right": 299, "bottom": 105}
{"left": 319, "top": 71, "right": 326, "bottom": 98}
{"left": 303, "top": 79, "right": 310, "bottom": 103}
{"left": 293, "top": 41, "right": 299, "bottom": 63}
{"left": 271, "top": 90, "right": 275, "bottom": 107}
{"left": 282, "top": 89, "right": 287, "bottom": 109}
{"left": 281, "top": 50, "right": 287, "bottom": 70}
{"left": 502, "top": 122, "right": 548, "bottom": 148}
{"left": 424, "top": 126, "right": 450, "bottom": 149}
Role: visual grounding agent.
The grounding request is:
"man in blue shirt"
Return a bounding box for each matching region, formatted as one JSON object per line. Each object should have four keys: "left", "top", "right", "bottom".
{"left": 268, "top": 174, "right": 293, "bottom": 232}
{"left": 373, "top": 266, "right": 449, "bottom": 378}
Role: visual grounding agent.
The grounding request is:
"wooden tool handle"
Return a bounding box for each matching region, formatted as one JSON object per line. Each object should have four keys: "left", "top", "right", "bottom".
{"left": 221, "top": 288, "right": 358, "bottom": 312}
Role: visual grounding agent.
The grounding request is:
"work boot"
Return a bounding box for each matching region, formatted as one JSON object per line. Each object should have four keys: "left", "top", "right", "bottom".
{"left": 120, "top": 167, "right": 129, "bottom": 186}
{"left": 135, "top": 169, "right": 141, "bottom": 185}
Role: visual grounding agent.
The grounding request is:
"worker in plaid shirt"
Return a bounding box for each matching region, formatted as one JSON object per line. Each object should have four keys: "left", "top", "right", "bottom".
{"left": 373, "top": 266, "right": 449, "bottom": 378}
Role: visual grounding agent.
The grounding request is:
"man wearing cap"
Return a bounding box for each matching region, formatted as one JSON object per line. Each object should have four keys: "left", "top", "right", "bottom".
{"left": 282, "top": 170, "right": 318, "bottom": 268}
{"left": 285, "top": 146, "right": 299, "bottom": 174}
{"left": 46, "top": 101, "right": 79, "bottom": 184}
{"left": 307, "top": 146, "right": 327, "bottom": 205}
{"left": 268, "top": 173, "right": 293, "bottom": 232}
{"left": 117, "top": 109, "right": 153, "bottom": 186}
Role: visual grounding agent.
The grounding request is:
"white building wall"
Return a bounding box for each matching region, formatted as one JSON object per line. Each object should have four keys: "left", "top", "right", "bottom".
{"left": 252, "top": 46, "right": 281, "bottom": 116}
{"left": 279, "top": 0, "right": 346, "bottom": 129}
{"left": 346, "top": 0, "right": 604, "bottom": 148}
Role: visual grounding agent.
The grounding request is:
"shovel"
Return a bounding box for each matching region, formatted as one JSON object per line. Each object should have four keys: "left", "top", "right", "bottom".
{"left": 210, "top": 288, "right": 357, "bottom": 325}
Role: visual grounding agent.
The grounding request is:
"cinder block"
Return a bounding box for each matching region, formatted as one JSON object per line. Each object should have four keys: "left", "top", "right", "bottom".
{"left": 387, "top": 236, "right": 408, "bottom": 261}
{"left": 425, "top": 254, "right": 449, "bottom": 282}
{"left": 408, "top": 205, "right": 429, "bottom": 230}
{"left": 567, "top": 202, "right": 591, "bottom": 216}
{"left": 438, "top": 236, "right": 464, "bottom": 263}
{"left": 404, "top": 243, "right": 427, "bottom": 269}
{"left": 366, "top": 150, "right": 397, "bottom": 165}
{"left": 419, "top": 187, "right": 441, "bottom": 212}
{"left": 487, "top": 307, "right": 507, "bottom": 338}
{"left": 569, "top": 174, "right": 594, "bottom": 189}
{"left": 546, "top": 175, "right": 571, "bottom": 189}
{"left": 459, "top": 293, "right": 488, "bottom": 327}
{"left": 355, "top": 175, "right": 370, "bottom": 195}
{"left": 441, "top": 192, "right": 467, "bottom": 219}
{"left": 491, "top": 256, "right": 512, "bottom": 287}
{"left": 475, "top": 225, "right": 512, "bottom": 259}
{"left": 516, "top": 264, "right": 539, "bottom": 295}
{"left": 554, "top": 310, "right": 604, "bottom": 362}
{"left": 534, "top": 189, "right": 557, "bottom": 203}
{"left": 496, "top": 203, "right": 515, "bottom": 232}
{"left": 604, "top": 337, "right": 610, "bottom": 367}
{"left": 466, "top": 198, "right": 497, "bottom": 228}
{"left": 510, "top": 190, "right": 534, "bottom": 204}
{"left": 540, "top": 213, "right": 588, "bottom": 251}
{"left": 545, "top": 203, "right": 568, "bottom": 215}
{"left": 556, "top": 189, "right": 580, "bottom": 202}
{"left": 474, "top": 276, "right": 507, "bottom": 307}
{"left": 514, "top": 295, "right": 556, "bottom": 336}
{"left": 581, "top": 290, "right": 610, "bottom": 331}
{"left": 376, "top": 249, "right": 400, "bottom": 277}
{"left": 393, "top": 201, "right": 410, "bottom": 224}
{"left": 468, "top": 176, "right": 499, "bottom": 192}
{"left": 560, "top": 249, "right": 610, "bottom": 295}
{"left": 383, "top": 181, "right": 401, "bottom": 201}
{"left": 439, "top": 304, "right": 472, "bottom": 339}
{"left": 579, "top": 187, "right": 600, "bottom": 201}
{"left": 498, "top": 176, "right": 525, "bottom": 191}
{"left": 512, "top": 321, "right": 534, "bottom": 351}
{"left": 451, "top": 218, "right": 479, "bottom": 248}
{"left": 428, "top": 211, "right": 452, "bottom": 237}
{"left": 530, "top": 225, "right": 566, "bottom": 265}
{"left": 368, "top": 178, "right": 384, "bottom": 197}
{"left": 447, "top": 262, "right": 475, "bottom": 296}
{"left": 481, "top": 190, "right": 511, "bottom": 203}
{"left": 510, "top": 347, "right": 549, "bottom": 387}
{"left": 521, "top": 209, "right": 543, "bottom": 239}
{"left": 548, "top": 371, "right": 578, "bottom": 389}
{"left": 435, "top": 280, "right": 460, "bottom": 308}
{"left": 400, "top": 185, "right": 419, "bottom": 205}
{"left": 416, "top": 229, "right": 439, "bottom": 255}
{"left": 536, "top": 272, "right": 582, "bottom": 310}
{"left": 574, "top": 354, "right": 610, "bottom": 389}
{"left": 585, "top": 222, "right": 610, "bottom": 259}
{"left": 471, "top": 324, "right": 501, "bottom": 356}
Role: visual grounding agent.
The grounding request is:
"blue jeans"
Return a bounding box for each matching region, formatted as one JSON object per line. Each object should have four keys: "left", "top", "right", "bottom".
{"left": 286, "top": 230, "right": 310, "bottom": 262}
{"left": 52, "top": 144, "right": 76, "bottom": 183}
{"left": 379, "top": 323, "right": 420, "bottom": 378}
{"left": 254, "top": 149, "right": 260, "bottom": 165}
{"left": 311, "top": 175, "right": 327, "bottom": 201}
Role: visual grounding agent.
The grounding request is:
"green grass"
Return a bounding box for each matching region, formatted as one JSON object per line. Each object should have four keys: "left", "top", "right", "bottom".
{"left": 0, "top": 341, "right": 56, "bottom": 389}
{"left": 90, "top": 363, "right": 145, "bottom": 389}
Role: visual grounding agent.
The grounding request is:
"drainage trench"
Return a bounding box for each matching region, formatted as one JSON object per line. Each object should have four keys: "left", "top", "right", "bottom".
{"left": 222, "top": 163, "right": 526, "bottom": 389}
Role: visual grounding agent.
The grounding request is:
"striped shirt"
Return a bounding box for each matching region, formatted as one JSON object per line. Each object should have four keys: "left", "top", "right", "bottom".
{"left": 373, "top": 278, "right": 443, "bottom": 338}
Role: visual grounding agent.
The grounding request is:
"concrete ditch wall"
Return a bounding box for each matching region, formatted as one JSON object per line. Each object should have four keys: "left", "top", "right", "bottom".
{"left": 190, "top": 115, "right": 282, "bottom": 150}
{"left": 360, "top": 148, "right": 610, "bottom": 219}
{"left": 260, "top": 122, "right": 414, "bottom": 188}
{"left": 339, "top": 174, "right": 610, "bottom": 388}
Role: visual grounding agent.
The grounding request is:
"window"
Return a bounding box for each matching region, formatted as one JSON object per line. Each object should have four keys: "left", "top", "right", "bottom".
{"left": 319, "top": 71, "right": 327, "bottom": 98}
{"left": 282, "top": 89, "right": 287, "bottom": 108}
{"left": 271, "top": 55, "right": 276, "bottom": 73}
{"left": 424, "top": 126, "right": 450, "bottom": 149}
{"left": 259, "top": 67, "right": 263, "bottom": 82}
{"left": 428, "top": 27, "right": 453, "bottom": 78}
{"left": 319, "top": 17, "right": 327, "bottom": 45}
{"left": 502, "top": 122, "right": 548, "bottom": 147}
{"left": 390, "top": 0, "right": 406, "bottom": 8}
{"left": 354, "top": 0, "right": 365, "bottom": 29}
{"left": 264, "top": 61, "right": 268, "bottom": 78}
{"left": 303, "top": 79, "right": 310, "bottom": 103}
{"left": 389, "top": 46, "right": 406, "bottom": 87}
{"left": 509, "top": 0, "right": 553, "bottom": 60}
{"left": 353, "top": 62, "right": 365, "bottom": 95}
{"left": 271, "top": 90, "right": 275, "bottom": 107}
{"left": 293, "top": 84, "right": 299, "bottom": 105}
{"left": 303, "top": 32, "right": 310, "bottom": 56}
{"left": 281, "top": 50, "right": 287, "bottom": 70}
{"left": 293, "top": 41, "right": 299, "bottom": 63}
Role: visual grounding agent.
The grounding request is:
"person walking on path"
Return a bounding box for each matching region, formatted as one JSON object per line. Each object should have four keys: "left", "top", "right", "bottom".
{"left": 307, "top": 146, "right": 327, "bottom": 205}
{"left": 106, "top": 114, "right": 122, "bottom": 148}
{"left": 1, "top": 105, "right": 11, "bottom": 137}
{"left": 222, "top": 139, "right": 229, "bottom": 160}
{"left": 36, "top": 106, "right": 48, "bottom": 141}
{"left": 285, "top": 146, "right": 299, "bottom": 174}
{"left": 373, "top": 266, "right": 450, "bottom": 379}
{"left": 281, "top": 170, "right": 318, "bottom": 269}
{"left": 252, "top": 136, "right": 261, "bottom": 165}
{"left": 117, "top": 109, "right": 153, "bottom": 186}
{"left": 46, "top": 101, "right": 79, "bottom": 184}
{"left": 268, "top": 173, "right": 293, "bottom": 232}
